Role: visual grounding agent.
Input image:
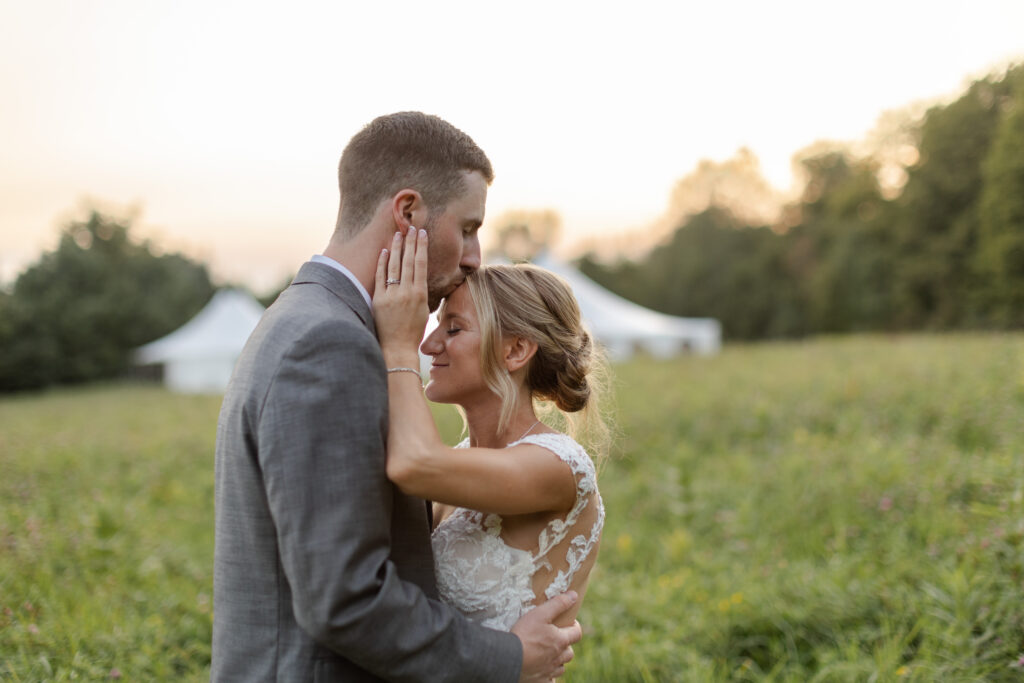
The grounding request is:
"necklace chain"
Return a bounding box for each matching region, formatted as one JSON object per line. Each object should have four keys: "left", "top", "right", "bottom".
{"left": 513, "top": 419, "right": 541, "bottom": 443}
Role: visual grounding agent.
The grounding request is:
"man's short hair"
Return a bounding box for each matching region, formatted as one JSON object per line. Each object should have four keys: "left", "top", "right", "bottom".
{"left": 336, "top": 112, "right": 494, "bottom": 235}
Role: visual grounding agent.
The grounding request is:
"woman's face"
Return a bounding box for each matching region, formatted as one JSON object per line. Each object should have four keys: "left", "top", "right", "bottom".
{"left": 420, "top": 283, "right": 488, "bottom": 405}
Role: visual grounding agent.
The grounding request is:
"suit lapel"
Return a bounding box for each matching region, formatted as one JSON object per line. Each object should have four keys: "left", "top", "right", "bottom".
{"left": 291, "top": 261, "right": 376, "bottom": 335}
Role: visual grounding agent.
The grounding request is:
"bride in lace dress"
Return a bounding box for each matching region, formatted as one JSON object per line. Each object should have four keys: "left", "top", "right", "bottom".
{"left": 373, "top": 228, "right": 609, "bottom": 638}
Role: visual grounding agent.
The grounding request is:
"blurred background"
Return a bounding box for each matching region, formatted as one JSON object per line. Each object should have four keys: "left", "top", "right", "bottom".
{"left": 2, "top": 0, "right": 1023, "bottom": 389}
{"left": 2, "top": 2, "right": 1024, "bottom": 680}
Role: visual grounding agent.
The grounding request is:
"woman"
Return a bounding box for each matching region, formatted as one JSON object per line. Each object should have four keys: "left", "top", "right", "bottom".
{"left": 372, "top": 228, "right": 608, "bottom": 631}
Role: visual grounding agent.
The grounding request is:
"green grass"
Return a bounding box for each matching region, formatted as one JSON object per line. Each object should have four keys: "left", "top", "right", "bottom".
{"left": 2, "top": 334, "right": 1023, "bottom": 681}
{"left": 0, "top": 386, "right": 221, "bottom": 680}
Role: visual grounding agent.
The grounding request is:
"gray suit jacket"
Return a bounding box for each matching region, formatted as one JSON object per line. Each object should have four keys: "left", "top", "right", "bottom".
{"left": 212, "top": 261, "right": 522, "bottom": 682}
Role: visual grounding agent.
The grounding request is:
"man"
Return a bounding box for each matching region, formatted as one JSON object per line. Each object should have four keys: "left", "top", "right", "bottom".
{"left": 212, "top": 112, "right": 581, "bottom": 682}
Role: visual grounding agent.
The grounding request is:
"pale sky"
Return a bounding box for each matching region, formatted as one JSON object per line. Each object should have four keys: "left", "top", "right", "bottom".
{"left": 2, "top": 0, "right": 1022, "bottom": 292}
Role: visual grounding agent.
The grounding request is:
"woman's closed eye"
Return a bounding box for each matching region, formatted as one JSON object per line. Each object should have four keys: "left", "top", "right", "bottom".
{"left": 446, "top": 327, "right": 462, "bottom": 336}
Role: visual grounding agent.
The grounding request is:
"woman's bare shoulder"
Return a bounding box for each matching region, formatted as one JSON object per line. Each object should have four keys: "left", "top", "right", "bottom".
{"left": 432, "top": 502, "right": 458, "bottom": 528}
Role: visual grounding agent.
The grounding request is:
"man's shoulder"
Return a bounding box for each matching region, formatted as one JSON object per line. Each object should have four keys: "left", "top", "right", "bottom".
{"left": 266, "top": 281, "right": 370, "bottom": 339}
{"left": 234, "top": 282, "right": 379, "bottom": 384}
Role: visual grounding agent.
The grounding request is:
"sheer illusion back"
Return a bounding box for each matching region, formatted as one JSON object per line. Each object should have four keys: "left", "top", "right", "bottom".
{"left": 431, "top": 433, "right": 604, "bottom": 631}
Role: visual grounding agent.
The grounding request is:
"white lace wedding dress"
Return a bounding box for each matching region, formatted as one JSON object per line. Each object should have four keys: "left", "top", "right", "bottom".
{"left": 431, "top": 432, "right": 604, "bottom": 631}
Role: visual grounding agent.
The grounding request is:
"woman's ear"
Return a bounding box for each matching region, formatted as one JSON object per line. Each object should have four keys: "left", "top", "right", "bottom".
{"left": 390, "top": 189, "right": 425, "bottom": 231}
{"left": 504, "top": 336, "right": 538, "bottom": 373}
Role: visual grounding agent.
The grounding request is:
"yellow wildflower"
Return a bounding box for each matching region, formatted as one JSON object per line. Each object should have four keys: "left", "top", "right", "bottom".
{"left": 616, "top": 534, "right": 633, "bottom": 554}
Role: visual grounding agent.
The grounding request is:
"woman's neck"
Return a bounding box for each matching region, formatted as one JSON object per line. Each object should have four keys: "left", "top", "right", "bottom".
{"left": 463, "top": 391, "right": 539, "bottom": 449}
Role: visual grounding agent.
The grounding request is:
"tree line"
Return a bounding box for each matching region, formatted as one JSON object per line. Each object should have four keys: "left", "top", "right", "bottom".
{"left": 0, "top": 212, "right": 215, "bottom": 391}
{"left": 3, "top": 65, "right": 1021, "bottom": 391}
{"left": 579, "top": 64, "right": 1024, "bottom": 340}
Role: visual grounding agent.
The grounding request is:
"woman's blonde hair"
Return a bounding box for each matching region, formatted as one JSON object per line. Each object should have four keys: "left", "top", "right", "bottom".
{"left": 465, "top": 263, "right": 611, "bottom": 462}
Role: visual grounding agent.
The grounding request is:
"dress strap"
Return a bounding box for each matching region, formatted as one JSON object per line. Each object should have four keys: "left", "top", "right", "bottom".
{"left": 510, "top": 433, "right": 601, "bottom": 573}
{"left": 510, "top": 432, "right": 598, "bottom": 501}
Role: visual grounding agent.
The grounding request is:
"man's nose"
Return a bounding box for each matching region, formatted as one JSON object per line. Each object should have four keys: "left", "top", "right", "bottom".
{"left": 460, "top": 234, "right": 481, "bottom": 273}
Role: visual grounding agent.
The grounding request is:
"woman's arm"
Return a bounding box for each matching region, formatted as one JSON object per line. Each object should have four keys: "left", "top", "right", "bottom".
{"left": 388, "top": 368, "right": 575, "bottom": 514}
{"left": 372, "top": 229, "right": 575, "bottom": 516}
{"left": 386, "top": 369, "right": 574, "bottom": 514}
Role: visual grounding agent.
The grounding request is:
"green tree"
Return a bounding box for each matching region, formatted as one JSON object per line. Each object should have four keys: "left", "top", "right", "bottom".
{"left": 0, "top": 210, "right": 215, "bottom": 391}
{"left": 787, "top": 151, "right": 897, "bottom": 332}
{"left": 580, "top": 65, "right": 1024, "bottom": 342}
{"left": 974, "top": 72, "right": 1024, "bottom": 326}
{"left": 580, "top": 207, "right": 805, "bottom": 340}
{"left": 890, "top": 67, "right": 1021, "bottom": 328}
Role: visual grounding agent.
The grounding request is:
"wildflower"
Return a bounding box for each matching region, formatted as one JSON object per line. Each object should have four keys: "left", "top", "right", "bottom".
{"left": 878, "top": 497, "right": 893, "bottom": 512}
{"left": 110, "top": 669, "right": 122, "bottom": 679}
{"left": 27, "top": 623, "right": 39, "bottom": 634}
{"left": 667, "top": 528, "right": 691, "bottom": 560}
{"left": 616, "top": 534, "right": 633, "bottom": 554}
{"left": 657, "top": 573, "right": 686, "bottom": 590}
{"left": 896, "top": 665, "right": 909, "bottom": 676}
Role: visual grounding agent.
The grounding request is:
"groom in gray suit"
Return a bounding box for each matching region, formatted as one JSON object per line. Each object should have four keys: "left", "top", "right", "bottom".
{"left": 213, "top": 112, "right": 581, "bottom": 682}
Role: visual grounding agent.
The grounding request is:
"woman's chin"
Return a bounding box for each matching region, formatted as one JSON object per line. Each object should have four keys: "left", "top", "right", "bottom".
{"left": 423, "top": 382, "right": 451, "bottom": 404}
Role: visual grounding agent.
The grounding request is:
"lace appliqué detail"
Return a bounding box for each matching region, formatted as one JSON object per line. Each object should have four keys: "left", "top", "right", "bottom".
{"left": 431, "top": 433, "right": 604, "bottom": 631}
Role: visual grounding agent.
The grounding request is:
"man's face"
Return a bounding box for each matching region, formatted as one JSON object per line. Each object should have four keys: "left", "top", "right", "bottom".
{"left": 423, "top": 170, "right": 486, "bottom": 312}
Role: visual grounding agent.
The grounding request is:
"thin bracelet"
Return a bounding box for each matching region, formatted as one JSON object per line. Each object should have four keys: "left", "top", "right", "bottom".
{"left": 386, "top": 366, "right": 421, "bottom": 376}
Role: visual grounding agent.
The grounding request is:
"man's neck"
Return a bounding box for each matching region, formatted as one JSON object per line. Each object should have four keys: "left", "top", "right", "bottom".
{"left": 322, "top": 229, "right": 387, "bottom": 299}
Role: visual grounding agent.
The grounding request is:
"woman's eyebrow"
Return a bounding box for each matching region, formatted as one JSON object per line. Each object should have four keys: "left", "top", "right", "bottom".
{"left": 442, "top": 312, "right": 468, "bottom": 325}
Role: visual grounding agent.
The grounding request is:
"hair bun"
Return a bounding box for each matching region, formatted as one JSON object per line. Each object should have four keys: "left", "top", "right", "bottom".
{"left": 553, "top": 375, "right": 590, "bottom": 412}
{"left": 551, "top": 332, "right": 592, "bottom": 412}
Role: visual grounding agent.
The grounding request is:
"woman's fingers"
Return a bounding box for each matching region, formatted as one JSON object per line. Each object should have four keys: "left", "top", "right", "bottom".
{"left": 401, "top": 226, "right": 417, "bottom": 286}
{"left": 376, "top": 227, "right": 426, "bottom": 303}
{"left": 414, "top": 228, "right": 428, "bottom": 288}
{"left": 374, "top": 247, "right": 389, "bottom": 295}
{"left": 387, "top": 231, "right": 403, "bottom": 284}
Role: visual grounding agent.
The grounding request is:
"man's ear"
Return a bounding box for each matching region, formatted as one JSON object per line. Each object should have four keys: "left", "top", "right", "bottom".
{"left": 390, "top": 189, "right": 426, "bottom": 231}
{"left": 504, "top": 336, "right": 539, "bottom": 373}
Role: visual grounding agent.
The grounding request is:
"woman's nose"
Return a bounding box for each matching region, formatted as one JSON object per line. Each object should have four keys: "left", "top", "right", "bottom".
{"left": 420, "top": 327, "right": 443, "bottom": 356}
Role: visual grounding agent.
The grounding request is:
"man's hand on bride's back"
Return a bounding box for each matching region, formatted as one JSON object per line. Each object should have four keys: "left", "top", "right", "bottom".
{"left": 511, "top": 591, "right": 582, "bottom": 682}
{"left": 373, "top": 227, "right": 429, "bottom": 363}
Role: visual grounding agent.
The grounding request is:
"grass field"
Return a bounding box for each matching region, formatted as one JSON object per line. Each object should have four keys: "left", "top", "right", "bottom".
{"left": 1, "top": 334, "right": 1022, "bottom": 681}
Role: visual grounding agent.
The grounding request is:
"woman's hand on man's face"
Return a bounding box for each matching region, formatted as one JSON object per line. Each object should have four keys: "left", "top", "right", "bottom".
{"left": 373, "top": 226, "right": 429, "bottom": 364}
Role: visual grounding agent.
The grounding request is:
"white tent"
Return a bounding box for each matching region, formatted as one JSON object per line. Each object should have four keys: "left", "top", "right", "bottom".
{"left": 134, "top": 289, "right": 265, "bottom": 393}
{"left": 531, "top": 252, "right": 720, "bottom": 359}
{"left": 420, "top": 253, "right": 720, "bottom": 367}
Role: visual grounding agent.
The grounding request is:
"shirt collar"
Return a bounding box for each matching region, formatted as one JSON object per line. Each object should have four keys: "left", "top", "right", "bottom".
{"left": 310, "top": 254, "right": 372, "bottom": 312}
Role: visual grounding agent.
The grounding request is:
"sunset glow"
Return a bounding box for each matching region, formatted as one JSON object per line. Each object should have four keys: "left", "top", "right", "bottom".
{"left": 2, "top": 0, "right": 1022, "bottom": 291}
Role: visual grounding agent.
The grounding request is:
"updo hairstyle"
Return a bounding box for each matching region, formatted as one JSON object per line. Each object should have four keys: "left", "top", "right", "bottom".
{"left": 465, "top": 264, "right": 610, "bottom": 459}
